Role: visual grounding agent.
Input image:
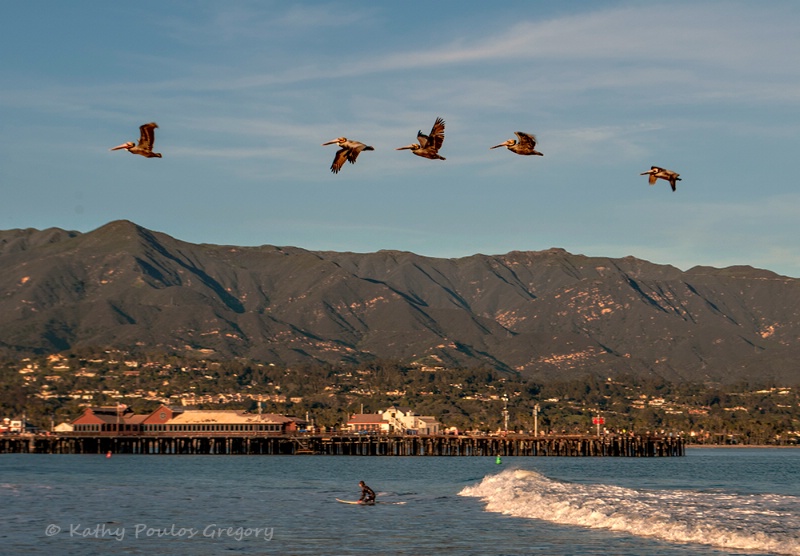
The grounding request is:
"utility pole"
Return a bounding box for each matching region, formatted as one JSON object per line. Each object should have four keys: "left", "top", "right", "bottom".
{"left": 502, "top": 394, "right": 509, "bottom": 435}
{"left": 533, "top": 403, "right": 540, "bottom": 437}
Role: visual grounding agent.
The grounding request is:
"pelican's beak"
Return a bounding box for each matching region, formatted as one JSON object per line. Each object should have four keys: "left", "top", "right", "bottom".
{"left": 322, "top": 139, "right": 339, "bottom": 146}
{"left": 395, "top": 144, "right": 414, "bottom": 151}
{"left": 110, "top": 142, "right": 133, "bottom": 151}
{"left": 640, "top": 170, "right": 655, "bottom": 175}
{"left": 490, "top": 140, "right": 511, "bottom": 150}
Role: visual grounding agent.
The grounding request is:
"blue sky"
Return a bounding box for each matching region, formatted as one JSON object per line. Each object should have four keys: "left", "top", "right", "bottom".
{"left": 2, "top": 1, "right": 799, "bottom": 277}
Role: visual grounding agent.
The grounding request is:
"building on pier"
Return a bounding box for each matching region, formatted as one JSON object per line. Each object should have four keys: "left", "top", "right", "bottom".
{"left": 345, "top": 413, "right": 392, "bottom": 434}
{"left": 159, "top": 409, "right": 303, "bottom": 435}
{"left": 345, "top": 406, "right": 441, "bottom": 435}
{"left": 70, "top": 404, "right": 307, "bottom": 436}
{"left": 71, "top": 405, "right": 144, "bottom": 434}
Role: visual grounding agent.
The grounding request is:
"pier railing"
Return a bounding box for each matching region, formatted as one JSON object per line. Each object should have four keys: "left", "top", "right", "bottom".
{"left": 0, "top": 433, "right": 684, "bottom": 457}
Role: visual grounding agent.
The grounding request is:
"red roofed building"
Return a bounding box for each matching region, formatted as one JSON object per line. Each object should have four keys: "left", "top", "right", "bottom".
{"left": 70, "top": 404, "right": 307, "bottom": 436}
{"left": 141, "top": 404, "right": 184, "bottom": 433}
{"left": 71, "top": 405, "right": 143, "bottom": 435}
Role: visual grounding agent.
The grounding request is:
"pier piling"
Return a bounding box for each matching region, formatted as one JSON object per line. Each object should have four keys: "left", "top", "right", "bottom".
{"left": 0, "top": 434, "right": 684, "bottom": 456}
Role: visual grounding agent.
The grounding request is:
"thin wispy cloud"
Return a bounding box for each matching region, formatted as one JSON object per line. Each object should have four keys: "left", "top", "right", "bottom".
{"left": 284, "top": 5, "right": 798, "bottom": 78}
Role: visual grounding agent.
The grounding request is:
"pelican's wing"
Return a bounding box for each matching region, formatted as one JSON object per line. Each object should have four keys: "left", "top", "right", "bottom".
{"left": 416, "top": 130, "right": 429, "bottom": 149}
{"left": 515, "top": 131, "right": 536, "bottom": 150}
{"left": 331, "top": 147, "right": 349, "bottom": 173}
{"left": 346, "top": 143, "right": 374, "bottom": 164}
{"left": 428, "top": 117, "right": 445, "bottom": 151}
{"left": 648, "top": 174, "right": 657, "bottom": 185}
{"left": 346, "top": 144, "right": 364, "bottom": 164}
{"left": 138, "top": 122, "right": 158, "bottom": 150}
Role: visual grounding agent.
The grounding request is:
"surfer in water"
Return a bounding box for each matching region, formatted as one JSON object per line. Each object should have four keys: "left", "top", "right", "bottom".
{"left": 358, "top": 481, "right": 376, "bottom": 505}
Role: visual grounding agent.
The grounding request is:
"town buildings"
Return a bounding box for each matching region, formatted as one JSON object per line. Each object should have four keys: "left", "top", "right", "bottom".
{"left": 66, "top": 404, "right": 442, "bottom": 436}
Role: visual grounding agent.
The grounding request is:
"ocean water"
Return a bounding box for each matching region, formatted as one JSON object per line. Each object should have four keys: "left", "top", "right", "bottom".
{"left": 1, "top": 448, "right": 798, "bottom": 555}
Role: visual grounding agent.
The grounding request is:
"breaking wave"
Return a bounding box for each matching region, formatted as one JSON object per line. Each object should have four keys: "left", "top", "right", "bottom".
{"left": 460, "top": 468, "right": 800, "bottom": 555}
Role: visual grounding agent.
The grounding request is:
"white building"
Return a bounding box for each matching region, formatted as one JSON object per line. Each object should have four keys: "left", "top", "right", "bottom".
{"left": 344, "top": 405, "right": 441, "bottom": 435}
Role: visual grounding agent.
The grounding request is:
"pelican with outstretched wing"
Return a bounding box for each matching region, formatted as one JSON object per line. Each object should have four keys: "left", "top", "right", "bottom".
{"left": 110, "top": 122, "right": 162, "bottom": 158}
{"left": 641, "top": 166, "right": 681, "bottom": 191}
{"left": 491, "top": 131, "right": 543, "bottom": 156}
{"left": 396, "top": 117, "right": 446, "bottom": 160}
{"left": 322, "top": 137, "right": 374, "bottom": 174}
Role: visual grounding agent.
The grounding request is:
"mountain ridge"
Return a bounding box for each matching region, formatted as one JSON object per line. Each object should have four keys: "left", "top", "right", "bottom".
{"left": 1, "top": 220, "right": 798, "bottom": 384}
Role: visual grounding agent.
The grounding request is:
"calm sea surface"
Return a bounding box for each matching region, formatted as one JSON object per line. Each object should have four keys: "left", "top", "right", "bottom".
{"left": 1, "top": 448, "right": 798, "bottom": 555}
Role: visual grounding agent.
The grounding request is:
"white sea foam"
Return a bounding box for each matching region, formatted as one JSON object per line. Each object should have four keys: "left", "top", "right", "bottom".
{"left": 460, "top": 468, "right": 800, "bottom": 555}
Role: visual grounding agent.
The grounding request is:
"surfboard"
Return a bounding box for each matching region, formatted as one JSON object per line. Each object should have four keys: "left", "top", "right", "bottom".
{"left": 335, "top": 498, "right": 406, "bottom": 505}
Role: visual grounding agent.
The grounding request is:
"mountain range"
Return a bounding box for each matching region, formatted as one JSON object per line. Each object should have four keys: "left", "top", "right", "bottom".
{"left": 1, "top": 220, "right": 798, "bottom": 384}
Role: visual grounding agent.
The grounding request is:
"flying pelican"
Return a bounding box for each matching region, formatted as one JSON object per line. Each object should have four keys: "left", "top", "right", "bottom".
{"left": 396, "top": 117, "right": 446, "bottom": 160}
{"left": 641, "top": 166, "right": 681, "bottom": 191}
{"left": 490, "top": 131, "right": 543, "bottom": 156}
{"left": 321, "top": 137, "right": 374, "bottom": 174}
{"left": 110, "top": 122, "right": 162, "bottom": 158}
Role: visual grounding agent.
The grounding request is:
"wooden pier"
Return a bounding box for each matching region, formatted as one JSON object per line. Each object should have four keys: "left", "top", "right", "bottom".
{"left": 0, "top": 433, "right": 683, "bottom": 457}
